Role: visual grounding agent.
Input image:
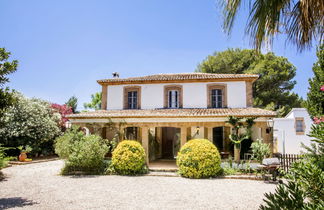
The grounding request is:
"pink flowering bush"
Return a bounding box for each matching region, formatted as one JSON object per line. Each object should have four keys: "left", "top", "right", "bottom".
{"left": 51, "top": 103, "right": 73, "bottom": 129}
{"left": 313, "top": 116, "right": 324, "bottom": 124}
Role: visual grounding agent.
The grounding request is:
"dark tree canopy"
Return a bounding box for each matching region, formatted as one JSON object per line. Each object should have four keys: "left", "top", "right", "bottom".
{"left": 0, "top": 48, "right": 18, "bottom": 117}
{"left": 306, "top": 44, "right": 324, "bottom": 117}
{"left": 196, "top": 48, "right": 303, "bottom": 116}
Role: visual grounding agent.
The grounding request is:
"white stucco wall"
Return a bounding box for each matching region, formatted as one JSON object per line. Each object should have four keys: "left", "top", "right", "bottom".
{"left": 106, "top": 81, "right": 247, "bottom": 109}
{"left": 273, "top": 108, "right": 313, "bottom": 154}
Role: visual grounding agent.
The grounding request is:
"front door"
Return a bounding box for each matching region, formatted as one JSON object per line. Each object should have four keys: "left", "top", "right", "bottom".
{"left": 162, "top": 127, "right": 179, "bottom": 159}
{"left": 213, "top": 127, "right": 223, "bottom": 151}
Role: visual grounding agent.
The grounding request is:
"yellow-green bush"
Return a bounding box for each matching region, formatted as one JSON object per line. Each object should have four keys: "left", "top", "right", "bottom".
{"left": 111, "top": 140, "right": 147, "bottom": 175}
{"left": 176, "top": 139, "right": 221, "bottom": 178}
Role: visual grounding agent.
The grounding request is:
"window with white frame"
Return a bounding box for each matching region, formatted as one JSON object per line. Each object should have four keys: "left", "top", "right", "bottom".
{"left": 168, "top": 90, "right": 179, "bottom": 108}
{"left": 211, "top": 89, "right": 223, "bottom": 108}
{"left": 127, "top": 91, "right": 138, "bottom": 109}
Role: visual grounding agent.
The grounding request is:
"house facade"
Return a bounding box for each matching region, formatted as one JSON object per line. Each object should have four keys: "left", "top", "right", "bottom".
{"left": 68, "top": 73, "right": 276, "bottom": 161}
{"left": 273, "top": 108, "right": 314, "bottom": 154}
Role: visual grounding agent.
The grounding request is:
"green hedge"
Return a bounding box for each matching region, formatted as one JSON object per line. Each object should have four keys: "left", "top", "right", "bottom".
{"left": 176, "top": 139, "right": 221, "bottom": 178}
{"left": 111, "top": 140, "right": 147, "bottom": 175}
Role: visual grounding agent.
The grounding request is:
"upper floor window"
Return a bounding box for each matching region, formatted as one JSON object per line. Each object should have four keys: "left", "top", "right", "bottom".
{"left": 295, "top": 117, "right": 305, "bottom": 135}
{"left": 164, "top": 85, "right": 182, "bottom": 109}
{"left": 123, "top": 86, "right": 141, "bottom": 109}
{"left": 128, "top": 91, "right": 138, "bottom": 109}
{"left": 168, "top": 90, "right": 179, "bottom": 108}
{"left": 207, "top": 84, "right": 227, "bottom": 108}
{"left": 211, "top": 89, "right": 223, "bottom": 108}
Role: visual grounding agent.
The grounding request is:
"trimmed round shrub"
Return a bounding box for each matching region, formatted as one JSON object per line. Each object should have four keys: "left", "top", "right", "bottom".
{"left": 111, "top": 140, "right": 147, "bottom": 175}
{"left": 176, "top": 139, "right": 221, "bottom": 178}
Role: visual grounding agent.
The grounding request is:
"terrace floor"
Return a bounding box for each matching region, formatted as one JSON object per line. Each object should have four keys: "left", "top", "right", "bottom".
{"left": 149, "top": 159, "right": 177, "bottom": 171}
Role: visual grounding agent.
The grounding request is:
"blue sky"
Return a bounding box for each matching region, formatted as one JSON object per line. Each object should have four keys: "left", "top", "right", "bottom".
{"left": 0, "top": 0, "right": 317, "bottom": 110}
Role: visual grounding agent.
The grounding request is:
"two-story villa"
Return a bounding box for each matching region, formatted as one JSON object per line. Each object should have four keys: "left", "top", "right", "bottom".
{"left": 68, "top": 73, "right": 276, "bottom": 161}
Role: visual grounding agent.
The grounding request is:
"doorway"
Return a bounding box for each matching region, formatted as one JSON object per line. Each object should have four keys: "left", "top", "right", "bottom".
{"left": 213, "top": 127, "right": 224, "bottom": 152}
{"left": 161, "top": 127, "right": 180, "bottom": 159}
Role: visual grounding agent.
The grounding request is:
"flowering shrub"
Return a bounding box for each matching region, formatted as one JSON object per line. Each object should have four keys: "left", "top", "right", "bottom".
{"left": 0, "top": 92, "right": 61, "bottom": 155}
{"left": 176, "top": 139, "right": 221, "bottom": 178}
{"left": 111, "top": 140, "right": 147, "bottom": 175}
{"left": 51, "top": 103, "right": 73, "bottom": 129}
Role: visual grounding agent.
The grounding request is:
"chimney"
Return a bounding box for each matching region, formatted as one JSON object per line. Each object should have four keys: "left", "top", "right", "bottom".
{"left": 112, "top": 72, "right": 119, "bottom": 78}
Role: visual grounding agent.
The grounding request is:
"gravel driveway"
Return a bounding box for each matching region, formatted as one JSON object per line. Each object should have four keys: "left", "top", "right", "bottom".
{"left": 0, "top": 160, "right": 275, "bottom": 210}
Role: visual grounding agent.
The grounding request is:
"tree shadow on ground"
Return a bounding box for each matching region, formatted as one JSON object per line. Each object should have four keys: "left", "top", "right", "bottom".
{"left": 0, "top": 197, "right": 38, "bottom": 209}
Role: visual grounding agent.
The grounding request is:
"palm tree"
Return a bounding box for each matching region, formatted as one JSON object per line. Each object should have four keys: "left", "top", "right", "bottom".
{"left": 220, "top": 0, "right": 324, "bottom": 51}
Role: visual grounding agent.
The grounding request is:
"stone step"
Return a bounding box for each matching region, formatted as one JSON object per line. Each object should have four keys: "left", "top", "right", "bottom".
{"left": 149, "top": 168, "right": 178, "bottom": 172}
{"left": 146, "top": 171, "right": 179, "bottom": 177}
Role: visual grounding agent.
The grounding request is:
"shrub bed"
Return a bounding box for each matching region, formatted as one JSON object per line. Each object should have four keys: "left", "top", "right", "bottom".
{"left": 176, "top": 139, "right": 221, "bottom": 178}
{"left": 111, "top": 140, "right": 147, "bottom": 175}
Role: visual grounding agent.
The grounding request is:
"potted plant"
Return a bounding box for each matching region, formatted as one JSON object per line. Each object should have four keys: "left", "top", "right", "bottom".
{"left": 18, "top": 145, "right": 32, "bottom": 162}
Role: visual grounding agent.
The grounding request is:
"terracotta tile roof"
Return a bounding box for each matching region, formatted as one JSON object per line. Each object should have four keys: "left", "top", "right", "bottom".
{"left": 68, "top": 108, "right": 276, "bottom": 119}
{"left": 97, "top": 73, "right": 259, "bottom": 85}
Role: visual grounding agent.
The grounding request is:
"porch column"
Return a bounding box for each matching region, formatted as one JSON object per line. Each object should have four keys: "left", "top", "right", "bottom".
{"left": 119, "top": 125, "right": 125, "bottom": 141}
{"left": 207, "top": 127, "right": 213, "bottom": 142}
{"left": 141, "top": 127, "right": 149, "bottom": 163}
{"left": 180, "top": 126, "right": 187, "bottom": 146}
{"left": 156, "top": 127, "right": 162, "bottom": 158}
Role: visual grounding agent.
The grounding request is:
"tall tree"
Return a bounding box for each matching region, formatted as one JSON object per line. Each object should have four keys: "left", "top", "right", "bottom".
{"left": 305, "top": 44, "right": 324, "bottom": 117}
{"left": 83, "top": 92, "right": 102, "bottom": 110}
{"left": 65, "top": 96, "right": 78, "bottom": 113}
{"left": 220, "top": 0, "right": 324, "bottom": 51}
{"left": 0, "top": 48, "right": 18, "bottom": 116}
{"left": 197, "top": 48, "right": 303, "bottom": 116}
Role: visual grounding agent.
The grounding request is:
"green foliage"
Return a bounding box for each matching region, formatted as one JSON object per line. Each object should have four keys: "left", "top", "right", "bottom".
{"left": 65, "top": 96, "right": 78, "bottom": 113}
{"left": 260, "top": 159, "right": 324, "bottom": 210}
{"left": 197, "top": 49, "right": 303, "bottom": 116}
{"left": 63, "top": 135, "right": 108, "bottom": 175}
{"left": 250, "top": 139, "right": 270, "bottom": 163}
{"left": 84, "top": 92, "right": 102, "bottom": 110}
{"left": 55, "top": 127, "right": 108, "bottom": 175}
{"left": 0, "top": 145, "right": 7, "bottom": 169}
{"left": 219, "top": 0, "right": 323, "bottom": 51}
{"left": 54, "top": 126, "right": 85, "bottom": 159}
{"left": 308, "top": 122, "right": 324, "bottom": 144}
{"left": 0, "top": 92, "right": 61, "bottom": 155}
{"left": 176, "top": 139, "right": 221, "bottom": 179}
{"left": 17, "top": 145, "right": 33, "bottom": 154}
{"left": 226, "top": 116, "right": 255, "bottom": 160}
{"left": 260, "top": 123, "right": 324, "bottom": 209}
{"left": 111, "top": 140, "right": 147, "bottom": 175}
{"left": 306, "top": 44, "right": 324, "bottom": 118}
{"left": 0, "top": 48, "right": 18, "bottom": 118}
